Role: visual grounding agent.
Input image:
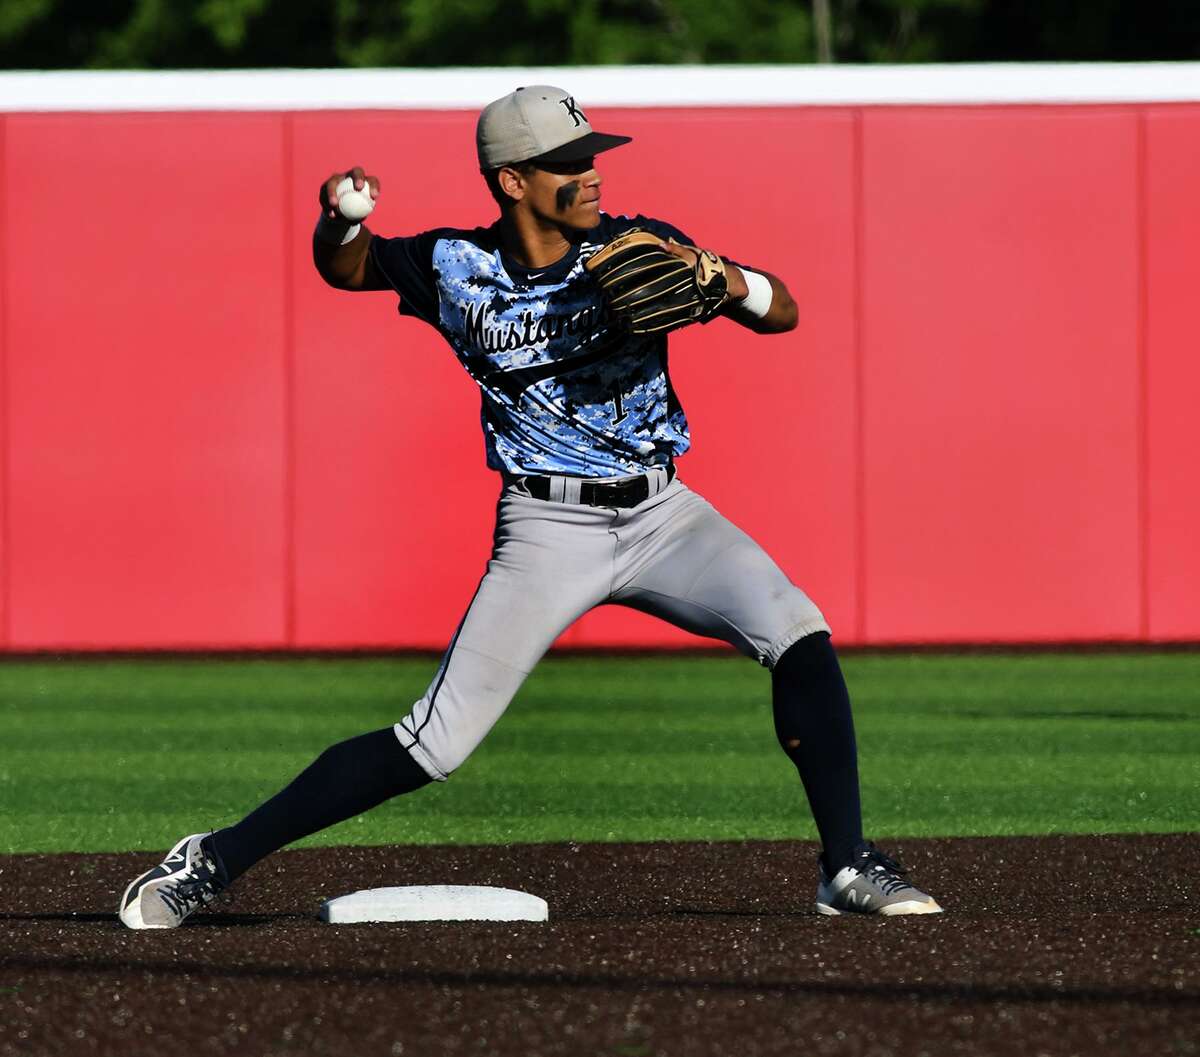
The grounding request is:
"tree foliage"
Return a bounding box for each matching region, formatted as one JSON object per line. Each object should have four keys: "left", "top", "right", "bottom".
{"left": 1, "top": 0, "right": 1198, "bottom": 69}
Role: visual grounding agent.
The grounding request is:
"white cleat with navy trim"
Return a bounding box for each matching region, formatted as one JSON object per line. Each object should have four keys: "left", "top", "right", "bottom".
{"left": 816, "top": 842, "right": 943, "bottom": 916}
{"left": 118, "top": 833, "right": 226, "bottom": 929}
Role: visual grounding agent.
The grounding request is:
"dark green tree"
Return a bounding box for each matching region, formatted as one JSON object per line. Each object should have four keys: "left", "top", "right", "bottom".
{"left": 2, "top": 0, "right": 1198, "bottom": 70}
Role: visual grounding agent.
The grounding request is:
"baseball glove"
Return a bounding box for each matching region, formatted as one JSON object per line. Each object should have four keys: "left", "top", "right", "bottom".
{"left": 584, "top": 229, "right": 729, "bottom": 334}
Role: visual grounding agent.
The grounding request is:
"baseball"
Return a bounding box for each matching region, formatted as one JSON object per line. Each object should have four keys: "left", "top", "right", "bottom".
{"left": 335, "top": 176, "right": 375, "bottom": 221}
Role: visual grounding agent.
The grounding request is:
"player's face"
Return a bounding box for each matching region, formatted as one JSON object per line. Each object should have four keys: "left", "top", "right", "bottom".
{"left": 525, "top": 156, "right": 602, "bottom": 229}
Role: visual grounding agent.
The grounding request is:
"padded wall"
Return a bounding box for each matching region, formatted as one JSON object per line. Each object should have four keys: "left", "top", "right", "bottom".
{"left": 1, "top": 103, "right": 1196, "bottom": 649}
{"left": 1144, "top": 106, "right": 1200, "bottom": 641}
{"left": 860, "top": 108, "right": 1141, "bottom": 642}
{"left": 4, "top": 114, "right": 288, "bottom": 648}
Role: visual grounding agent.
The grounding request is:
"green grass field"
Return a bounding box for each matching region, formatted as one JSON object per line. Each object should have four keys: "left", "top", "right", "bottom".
{"left": 1, "top": 651, "right": 1197, "bottom": 854}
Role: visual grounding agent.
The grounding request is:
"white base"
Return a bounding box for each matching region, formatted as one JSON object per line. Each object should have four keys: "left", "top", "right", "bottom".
{"left": 319, "top": 885, "right": 548, "bottom": 924}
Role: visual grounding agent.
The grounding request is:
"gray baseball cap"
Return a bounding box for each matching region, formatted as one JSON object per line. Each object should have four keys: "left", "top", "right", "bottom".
{"left": 476, "top": 86, "right": 632, "bottom": 170}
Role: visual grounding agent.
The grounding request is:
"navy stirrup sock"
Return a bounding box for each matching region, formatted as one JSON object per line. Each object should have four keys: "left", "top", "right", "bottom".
{"left": 771, "top": 632, "right": 864, "bottom": 875}
{"left": 209, "top": 727, "right": 431, "bottom": 884}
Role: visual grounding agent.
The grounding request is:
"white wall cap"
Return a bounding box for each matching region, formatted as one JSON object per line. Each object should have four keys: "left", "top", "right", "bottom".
{"left": 3, "top": 63, "right": 1200, "bottom": 113}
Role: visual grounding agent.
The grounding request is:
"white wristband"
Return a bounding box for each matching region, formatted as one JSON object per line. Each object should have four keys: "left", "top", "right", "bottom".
{"left": 738, "top": 269, "right": 773, "bottom": 319}
{"left": 315, "top": 214, "right": 362, "bottom": 246}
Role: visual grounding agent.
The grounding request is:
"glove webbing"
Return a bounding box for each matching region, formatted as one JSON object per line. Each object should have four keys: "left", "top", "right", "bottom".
{"left": 606, "top": 258, "right": 698, "bottom": 312}
{"left": 586, "top": 231, "right": 729, "bottom": 334}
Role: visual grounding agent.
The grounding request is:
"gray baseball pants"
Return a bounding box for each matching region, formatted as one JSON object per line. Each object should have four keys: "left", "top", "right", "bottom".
{"left": 395, "top": 473, "right": 830, "bottom": 780}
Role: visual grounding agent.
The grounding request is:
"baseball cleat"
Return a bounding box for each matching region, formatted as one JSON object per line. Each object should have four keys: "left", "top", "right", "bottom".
{"left": 815, "top": 842, "right": 943, "bottom": 916}
{"left": 118, "top": 832, "right": 227, "bottom": 929}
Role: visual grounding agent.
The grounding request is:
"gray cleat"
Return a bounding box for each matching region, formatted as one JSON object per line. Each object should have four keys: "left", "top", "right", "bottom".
{"left": 815, "top": 842, "right": 943, "bottom": 916}
{"left": 118, "top": 832, "right": 227, "bottom": 929}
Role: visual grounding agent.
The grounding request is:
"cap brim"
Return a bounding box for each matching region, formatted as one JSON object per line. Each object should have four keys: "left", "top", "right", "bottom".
{"left": 531, "top": 131, "right": 632, "bottom": 164}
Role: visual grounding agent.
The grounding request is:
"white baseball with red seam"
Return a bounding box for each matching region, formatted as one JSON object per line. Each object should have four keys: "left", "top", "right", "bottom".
{"left": 335, "top": 176, "right": 375, "bottom": 221}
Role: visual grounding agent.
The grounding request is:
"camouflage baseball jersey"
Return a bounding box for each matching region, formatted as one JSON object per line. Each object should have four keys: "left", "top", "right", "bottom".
{"left": 369, "top": 213, "right": 698, "bottom": 477}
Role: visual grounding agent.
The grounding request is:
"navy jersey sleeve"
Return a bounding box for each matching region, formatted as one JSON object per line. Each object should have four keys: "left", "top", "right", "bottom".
{"left": 368, "top": 231, "right": 443, "bottom": 326}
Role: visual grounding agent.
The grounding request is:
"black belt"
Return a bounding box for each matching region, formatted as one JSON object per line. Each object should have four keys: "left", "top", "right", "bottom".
{"left": 519, "top": 464, "right": 675, "bottom": 508}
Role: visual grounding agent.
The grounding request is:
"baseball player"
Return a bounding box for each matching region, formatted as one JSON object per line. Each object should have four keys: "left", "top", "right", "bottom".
{"left": 118, "top": 86, "right": 941, "bottom": 929}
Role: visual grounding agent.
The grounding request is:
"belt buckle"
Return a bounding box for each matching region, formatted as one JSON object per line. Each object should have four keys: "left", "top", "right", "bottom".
{"left": 580, "top": 477, "right": 619, "bottom": 508}
{"left": 608, "top": 476, "right": 644, "bottom": 509}
{"left": 583, "top": 480, "right": 616, "bottom": 508}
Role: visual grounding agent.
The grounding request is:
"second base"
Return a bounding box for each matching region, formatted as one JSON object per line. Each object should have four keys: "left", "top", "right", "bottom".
{"left": 319, "top": 884, "right": 548, "bottom": 923}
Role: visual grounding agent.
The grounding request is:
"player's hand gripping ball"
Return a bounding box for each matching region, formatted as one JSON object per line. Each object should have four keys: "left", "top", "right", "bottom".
{"left": 585, "top": 229, "right": 729, "bottom": 334}
{"left": 335, "top": 176, "right": 375, "bottom": 221}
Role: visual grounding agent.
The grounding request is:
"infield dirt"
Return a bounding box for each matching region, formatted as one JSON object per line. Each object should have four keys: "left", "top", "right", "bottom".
{"left": 2, "top": 834, "right": 1196, "bottom": 1056}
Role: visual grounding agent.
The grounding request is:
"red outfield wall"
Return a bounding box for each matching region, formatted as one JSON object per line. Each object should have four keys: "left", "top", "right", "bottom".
{"left": 1, "top": 103, "right": 1198, "bottom": 650}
